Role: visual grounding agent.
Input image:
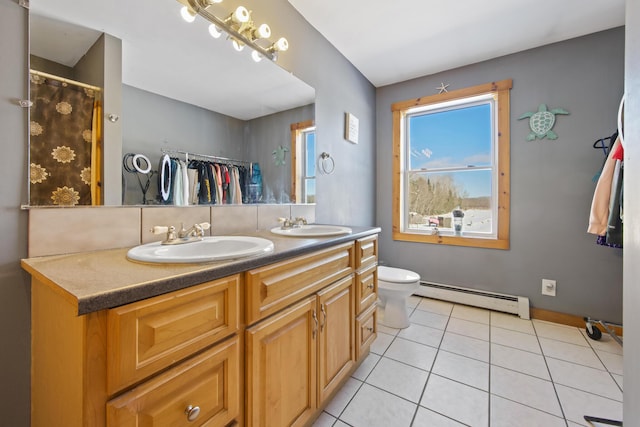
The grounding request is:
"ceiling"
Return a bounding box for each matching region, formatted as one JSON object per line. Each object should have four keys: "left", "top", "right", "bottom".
{"left": 29, "top": 0, "right": 315, "bottom": 120}
{"left": 29, "top": 0, "right": 626, "bottom": 117}
{"left": 288, "top": 0, "right": 626, "bottom": 87}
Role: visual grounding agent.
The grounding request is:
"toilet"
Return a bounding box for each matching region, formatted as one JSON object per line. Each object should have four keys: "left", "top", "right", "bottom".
{"left": 377, "top": 266, "right": 420, "bottom": 329}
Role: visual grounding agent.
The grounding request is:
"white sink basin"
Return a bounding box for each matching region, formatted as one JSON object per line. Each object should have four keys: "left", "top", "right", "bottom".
{"left": 127, "top": 236, "right": 274, "bottom": 264}
{"left": 270, "top": 224, "right": 352, "bottom": 237}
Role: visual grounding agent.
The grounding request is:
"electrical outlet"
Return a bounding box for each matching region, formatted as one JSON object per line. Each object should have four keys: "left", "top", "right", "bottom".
{"left": 542, "top": 279, "right": 556, "bottom": 296}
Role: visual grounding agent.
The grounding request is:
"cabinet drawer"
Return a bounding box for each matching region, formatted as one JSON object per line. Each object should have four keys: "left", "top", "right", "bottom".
{"left": 355, "top": 262, "right": 377, "bottom": 314}
{"left": 107, "top": 275, "right": 239, "bottom": 394}
{"left": 355, "top": 303, "right": 377, "bottom": 360}
{"left": 107, "top": 336, "right": 240, "bottom": 427}
{"left": 355, "top": 235, "right": 378, "bottom": 270}
{"left": 245, "top": 243, "right": 354, "bottom": 324}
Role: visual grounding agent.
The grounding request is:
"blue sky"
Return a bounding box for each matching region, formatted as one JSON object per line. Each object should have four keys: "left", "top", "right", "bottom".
{"left": 409, "top": 103, "right": 493, "bottom": 198}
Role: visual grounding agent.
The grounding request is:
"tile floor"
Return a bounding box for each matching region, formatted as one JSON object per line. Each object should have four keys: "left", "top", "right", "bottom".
{"left": 312, "top": 296, "right": 623, "bottom": 427}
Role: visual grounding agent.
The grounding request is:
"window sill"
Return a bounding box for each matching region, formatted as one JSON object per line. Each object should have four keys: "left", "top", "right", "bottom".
{"left": 392, "top": 230, "right": 509, "bottom": 250}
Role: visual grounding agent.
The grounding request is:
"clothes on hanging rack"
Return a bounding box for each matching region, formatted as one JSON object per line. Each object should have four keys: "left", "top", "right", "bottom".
{"left": 588, "top": 133, "right": 623, "bottom": 248}
{"left": 158, "top": 155, "right": 262, "bottom": 205}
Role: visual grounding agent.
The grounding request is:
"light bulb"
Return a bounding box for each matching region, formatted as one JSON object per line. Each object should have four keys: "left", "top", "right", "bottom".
{"left": 254, "top": 23, "right": 271, "bottom": 39}
{"left": 232, "top": 39, "right": 244, "bottom": 52}
{"left": 232, "top": 6, "right": 250, "bottom": 23}
{"left": 208, "top": 24, "right": 222, "bottom": 38}
{"left": 251, "top": 50, "right": 263, "bottom": 62}
{"left": 180, "top": 6, "right": 196, "bottom": 23}
{"left": 274, "top": 37, "right": 289, "bottom": 52}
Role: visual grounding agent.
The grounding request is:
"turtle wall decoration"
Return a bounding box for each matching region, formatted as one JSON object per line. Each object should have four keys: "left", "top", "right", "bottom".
{"left": 518, "top": 104, "right": 569, "bottom": 141}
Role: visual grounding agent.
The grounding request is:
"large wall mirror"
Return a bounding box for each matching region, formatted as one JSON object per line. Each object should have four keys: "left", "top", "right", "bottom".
{"left": 28, "top": 0, "right": 315, "bottom": 207}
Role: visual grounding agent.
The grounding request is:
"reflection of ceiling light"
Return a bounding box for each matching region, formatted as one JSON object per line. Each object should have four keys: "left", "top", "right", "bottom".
{"left": 232, "top": 39, "right": 244, "bottom": 52}
{"left": 251, "top": 50, "right": 263, "bottom": 62}
{"left": 253, "top": 24, "right": 271, "bottom": 40}
{"left": 231, "top": 6, "right": 250, "bottom": 24}
{"left": 272, "top": 37, "right": 289, "bottom": 52}
{"left": 175, "top": 0, "right": 290, "bottom": 62}
{"left": 180, "top": 6, "right": 197, "bottom": 22}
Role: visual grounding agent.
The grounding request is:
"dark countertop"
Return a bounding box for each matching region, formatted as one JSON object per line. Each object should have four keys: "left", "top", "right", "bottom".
{"left": 21, "top": 226, "right": 381, "bottom": 315}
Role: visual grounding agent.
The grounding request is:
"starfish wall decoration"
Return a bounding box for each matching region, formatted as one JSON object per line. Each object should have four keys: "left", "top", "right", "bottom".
{"left": 436, "top": 82, "right": 450, "bottom": 94}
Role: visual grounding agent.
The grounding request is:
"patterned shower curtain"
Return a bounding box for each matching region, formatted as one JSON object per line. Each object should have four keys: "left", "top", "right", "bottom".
{"left": 29, "top": 72, "right": 101, "bottom": 206}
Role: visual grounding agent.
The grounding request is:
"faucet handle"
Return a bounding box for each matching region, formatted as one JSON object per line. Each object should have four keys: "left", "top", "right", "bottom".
{"left": 198, "top": 222, "right": 211, "bottom": 231}
{"left": 151, "top": 225, "right": 170, "bottom": 234}
{"left": 295, "top": 217, "right": 308, "bottom": 225}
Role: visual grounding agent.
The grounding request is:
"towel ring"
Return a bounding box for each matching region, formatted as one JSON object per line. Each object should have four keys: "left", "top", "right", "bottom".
{"left": 320, "top": 152, "right": 335, "bottom": 174}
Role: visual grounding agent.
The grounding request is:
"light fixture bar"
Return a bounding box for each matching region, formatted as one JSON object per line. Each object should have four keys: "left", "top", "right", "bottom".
{"left": 183, "top": 0, "right": 286, "bottom": 62}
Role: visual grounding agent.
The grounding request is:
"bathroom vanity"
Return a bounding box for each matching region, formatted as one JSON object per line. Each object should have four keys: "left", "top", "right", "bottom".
{"left": 22, "top": 227, "right": 379, "bottom": 427}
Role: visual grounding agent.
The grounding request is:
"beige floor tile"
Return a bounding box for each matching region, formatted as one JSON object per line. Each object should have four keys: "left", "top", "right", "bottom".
{"left": 490, "top": 311, "right": 535, "bottom": 335}
{"left": 446, "top": 317, "right": 490, "bottom": 341}
{"left": 490, "top": 343, "right": 550, "bottom": 380}
{"left": 451, "top": 304, "right": 490, "bottom": 324}
{"left": 490, "top": 395, "right": 566, "bottom": 427}
{"left": 383, "top": 337, "right": 438, "bottom": 371}
{"left": 440, "top": 331, "right": 490, "bottom": 362}
{"left": 490, "top": 365, "right": 562, "bottom": 416}
{"left": 491, "top": 326, "right": 542, "bottom": 354}
{"left": 340, "top": 383, "right": 416, "bottom": 427}
{"left": 432, "top": 350, "right": 489, "bottom": 391}
{"left": 366, "top": 357, "right": 428, "bottom": 403}
{"left": 420, "top": 374, "right": 489, "bottom": 427}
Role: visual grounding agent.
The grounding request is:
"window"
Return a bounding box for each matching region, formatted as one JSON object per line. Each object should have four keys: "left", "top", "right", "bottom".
{"left": 291, "top": 120, "right": 316, "bottom": 203}
{"left": 391, "top": 80, "right": 512, "bottom": 249}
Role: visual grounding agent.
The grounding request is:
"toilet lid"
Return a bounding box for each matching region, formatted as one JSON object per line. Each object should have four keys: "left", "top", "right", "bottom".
{"left": 378, "top": 266, "right": 420, "bottom": 283}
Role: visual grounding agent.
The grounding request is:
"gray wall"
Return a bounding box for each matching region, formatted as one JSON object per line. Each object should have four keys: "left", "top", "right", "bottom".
{"left": 0, "top": 2, "right": 31, "bottom": 426}
{"left": 624, "top": 1, "right": 640, "bottom": 422}
{"left": 244, "top": 104, "right": 315, "bottom": 203}
{"left": 121, "top": 84, "right": 245, "bottom": 205}
{"left": 376, "top": 28, "right": 625, "bottom": 323}
{"left": 251, "top": 0, "right": 378, "bottom": 226}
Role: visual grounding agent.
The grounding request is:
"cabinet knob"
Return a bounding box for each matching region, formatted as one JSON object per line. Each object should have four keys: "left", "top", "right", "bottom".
{"left": 367, "top": 283, "right": 374, "bottom": 290}
{"left": 366, "top": 326, "right": 374, "bottom": 332}
{"left": 185, "top": 405, "right": 201, "bottom": 422}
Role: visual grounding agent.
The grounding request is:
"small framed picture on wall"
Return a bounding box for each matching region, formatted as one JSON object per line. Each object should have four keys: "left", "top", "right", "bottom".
{"left": 345, "top": 112, "right": 359, "bottom": 144}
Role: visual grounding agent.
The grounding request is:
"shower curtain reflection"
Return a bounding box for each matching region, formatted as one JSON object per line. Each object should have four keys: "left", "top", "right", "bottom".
{"left": 29, "top": 71, "right": 102, "bottom": 205}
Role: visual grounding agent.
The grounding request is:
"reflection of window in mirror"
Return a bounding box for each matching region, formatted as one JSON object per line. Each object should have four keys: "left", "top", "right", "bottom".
{"left": 291, "top": 120, "right": 316, "bottom": 203}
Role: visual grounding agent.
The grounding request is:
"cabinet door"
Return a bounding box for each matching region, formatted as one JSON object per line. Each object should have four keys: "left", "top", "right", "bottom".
{"left": 106, "top": 336, "right": 240, "bottom": 427}
{"left": 317, "top": 274, "right": 355, "bottom": 404}
{"left": 246, "top": 296, "right": 318, "bottom": 427}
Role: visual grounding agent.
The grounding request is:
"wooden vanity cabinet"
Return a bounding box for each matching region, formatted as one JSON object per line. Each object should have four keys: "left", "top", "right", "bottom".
{"left": 354, "top": 235, "right": 378, "bottom": 357}
{"left": 31, "top": 275, "right": 241, "bottom": 427}
{"left": 245, "top": 237, "right": 378, "bottom": 427}
{"left": 28, "top": 231, "right": 380, "bottom": 427}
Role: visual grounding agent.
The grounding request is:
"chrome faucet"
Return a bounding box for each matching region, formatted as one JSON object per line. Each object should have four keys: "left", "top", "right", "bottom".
{"left": 278, "top": 217, "right": 307, "bottom": 229}
{"left": 151, "top": 222, "right": 211, "bottom": 245}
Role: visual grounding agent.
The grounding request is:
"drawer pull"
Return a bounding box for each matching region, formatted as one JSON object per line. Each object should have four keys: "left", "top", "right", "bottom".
{"left": 367, "top": 283, "right": 374, "bottom": 290}
{"left": 185, "top": 405, "right": 201, "bottom": 422}
{"left": 320, "top": 304, "right": 327, "bottom": 332}
{"left": 312, "top": 310, "right": 318, "bottom": 339}
{"left": 366, "top": 327, "right": 374, "bottom": 332}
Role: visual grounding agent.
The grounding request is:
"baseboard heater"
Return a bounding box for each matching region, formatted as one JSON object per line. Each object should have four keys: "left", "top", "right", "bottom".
{"left": 414, "top": 281, "right": 530, "bottom": 320}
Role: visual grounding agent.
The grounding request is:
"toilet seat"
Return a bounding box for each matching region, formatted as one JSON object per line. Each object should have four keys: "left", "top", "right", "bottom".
{"left": 378, "top": 266, "right": 420, "bottom": 284}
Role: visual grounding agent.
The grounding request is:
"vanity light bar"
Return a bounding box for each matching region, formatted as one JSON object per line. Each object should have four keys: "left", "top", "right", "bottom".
{"left": 177, "top": 0, "right": 289, "bottom": 62}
